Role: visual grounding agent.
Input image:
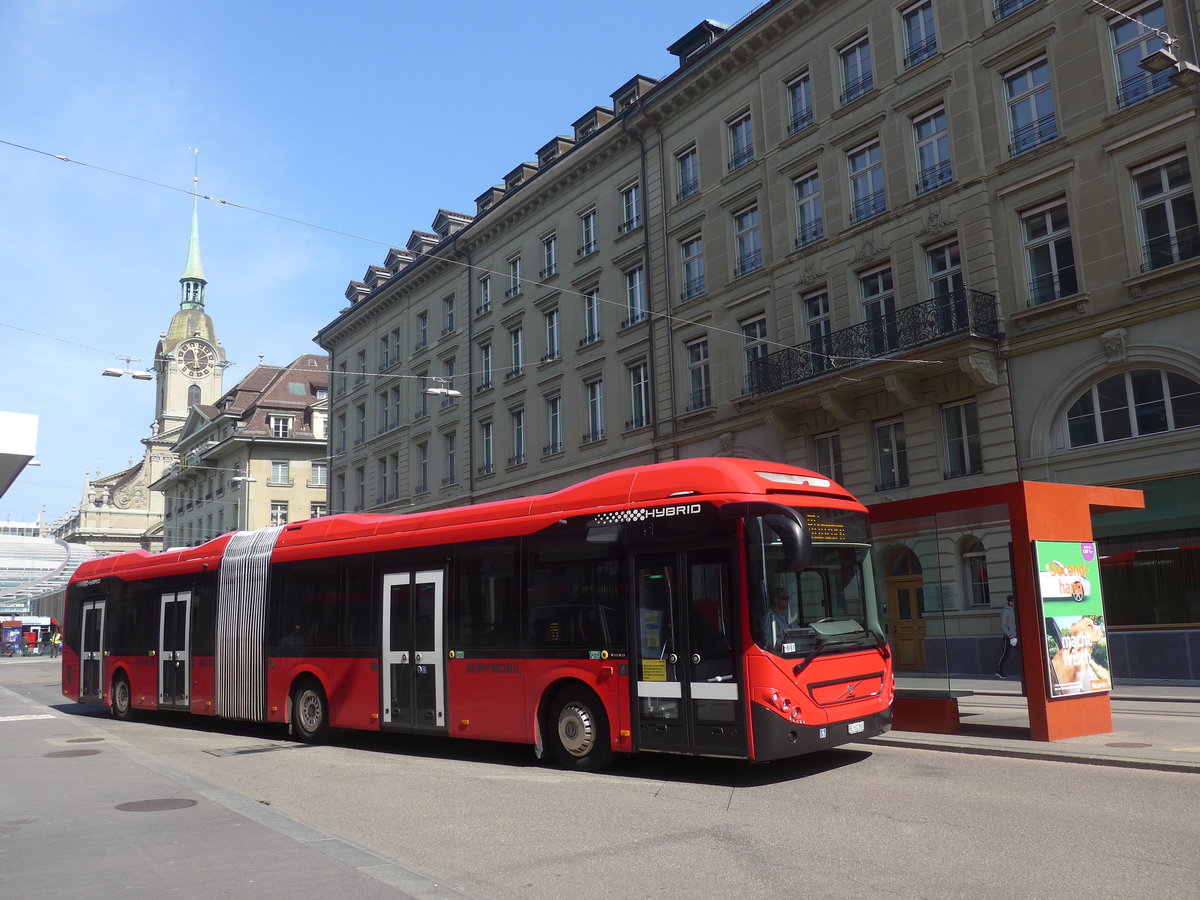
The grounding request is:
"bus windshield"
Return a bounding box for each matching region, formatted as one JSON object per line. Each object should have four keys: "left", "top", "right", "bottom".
{"left": 747, "top": 515, "right": 878, "bottom": 658}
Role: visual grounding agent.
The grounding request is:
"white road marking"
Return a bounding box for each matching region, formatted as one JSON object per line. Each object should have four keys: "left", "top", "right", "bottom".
{"left": 0, "top": 714, "right": 55, "bottom": 722}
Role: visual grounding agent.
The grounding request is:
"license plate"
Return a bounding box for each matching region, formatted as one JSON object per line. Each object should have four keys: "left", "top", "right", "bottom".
{"left": 847, "top": 720, "right": 865, "bottom": 735}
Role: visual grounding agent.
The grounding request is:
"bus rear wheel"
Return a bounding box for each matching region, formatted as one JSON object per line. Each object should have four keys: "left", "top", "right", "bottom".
{"left": 548, "top": 686, "right": 613, "bottom": 771}
{"left": 292, "top": 678, "right": 329, "bottom": 743}
{"left": 111, "top": 673, "right": 134, "bottom": 721}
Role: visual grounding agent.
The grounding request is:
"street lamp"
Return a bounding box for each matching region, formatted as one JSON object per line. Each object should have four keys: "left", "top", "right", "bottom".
{"left": 102, "top": 367, "right": 153, "bottom": 380}
{"left": 423, "top": 377, "right": 462, "bottom": 398}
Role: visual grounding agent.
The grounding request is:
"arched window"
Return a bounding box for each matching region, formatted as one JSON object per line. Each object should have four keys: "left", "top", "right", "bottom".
{"left": 1065, "top": 369, "right": 1200, "bottom": 447}
{"left": 187, "top": 384, "right": 201, "bottom": 407}
{"left": 961, "top": 539, "right": 990, "bottom": 607}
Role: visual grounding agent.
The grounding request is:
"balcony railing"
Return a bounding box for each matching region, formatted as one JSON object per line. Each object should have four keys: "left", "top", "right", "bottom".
{"left": 621, "top": 310, "right": 648, "bottom": 329}
{"left": 686, "top": 386, "right": 712, "bottom": 411}
{"left": 850, "top": 190, "right": 887, "bottom": 224}
{"left": 540, "top": 263, "right": 558, "bottom": 278}
{"left": 582, "top": 429, "right": 606, "bottom": 444}
{"left": 993, "top": 0, "right": 1036, "bottom": 21}
{"left": 735, "top": 248, "right": 763, "bottom": 277}
{"left": 618, "top": 215, "right": 642, "bottom": 234}
{"left": 681, "top": 275, "right": 706, "bottom": 301}
{"left": 787, "top": 107, "right": 814, "bottom": 135}
{"left": 840, "top": 72, "right": 874, "bottom": 105}
{"left": 1117, "top": 69, "right": 1172, "bottom": 109}
{"left": 728, "top": 145, "right": 755, "bottom": 171}
{"left": 796, "top": 219, "right": 824, "bottom": 248}
{"left": 625, "top": 414, "right": 651, "bottom": 430}
{"left": 577, "top": 240, "right": 598, "bottom": 257}
{"left": 676, "top": 177, "right": 699, "bottom": 202}
{"left": 1142, "top": 226, "right": 1200, "bottom": 272}
{"left": 1028, "top": 268, "right": 1078, "bottom": 306}
{"left": 542, "top": 441, "right": 564, "bottom": 456}
{"left": 904, "top": 35, "right": 938, "bottom": 69}
{"left": 752, "top": 289, "right": 999, "bottom": 394}
{"left": 916, "top": 160, "right": 953, "bottom": 194}
{"left": 504, "top": 284, "right": 523, "bottom": 299}
{"left": 1008, "top": 113, "right": 1057, "bottom": 156}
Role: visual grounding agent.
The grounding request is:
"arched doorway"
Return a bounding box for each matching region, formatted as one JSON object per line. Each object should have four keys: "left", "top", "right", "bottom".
{"left": 886, "top": 547, "right": 926, "bottom": 670}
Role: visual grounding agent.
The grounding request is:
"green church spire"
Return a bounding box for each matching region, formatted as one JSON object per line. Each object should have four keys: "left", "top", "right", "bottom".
{"left": 180, "top": 152, "right": 206, "bottom": 309}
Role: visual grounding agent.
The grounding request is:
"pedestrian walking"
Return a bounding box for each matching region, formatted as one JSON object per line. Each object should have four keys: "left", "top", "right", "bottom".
{"left": 995, "top": 594, "right": 1017, "bottom": 678}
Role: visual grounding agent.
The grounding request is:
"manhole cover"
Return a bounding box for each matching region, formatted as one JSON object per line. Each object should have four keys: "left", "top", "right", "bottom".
{"left": 1106, "top": 742, "right": 1153, "bottom": 748}
{"left": 66, "top": 737, "right": 104, "bottom": 744}
{"left": 44, "top": 749, "right": 101, "bottom": 758}
{"left": 116, "top": 799, "right": 198, "bottom": 813}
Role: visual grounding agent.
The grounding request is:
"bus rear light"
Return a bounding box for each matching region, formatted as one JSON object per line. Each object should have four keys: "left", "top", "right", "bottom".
{"left": 460, "top": 719, "right": 470, "bottom": 726}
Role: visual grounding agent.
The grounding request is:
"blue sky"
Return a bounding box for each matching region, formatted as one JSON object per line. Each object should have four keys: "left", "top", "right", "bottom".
{"left": 1, "top": 0, "right": 745, "bottom": 525}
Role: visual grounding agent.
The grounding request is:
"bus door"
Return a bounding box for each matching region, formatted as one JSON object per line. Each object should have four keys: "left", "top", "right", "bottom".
{"left": 79, "top": 600, "right": 105, "bottom": 703}
{"left": 158, "top": 591, "right": 191, "bottom": 709}
{"left": 381, "top": 570, "right": 445, "bottom": 732}
{"left": 631, "top": 550, "right": 743, "bottom": 757}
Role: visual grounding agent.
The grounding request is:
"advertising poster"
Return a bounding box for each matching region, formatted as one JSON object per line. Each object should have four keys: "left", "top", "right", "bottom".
{"left": 1033, "top": 541, "right": 1112, "bottom": 698}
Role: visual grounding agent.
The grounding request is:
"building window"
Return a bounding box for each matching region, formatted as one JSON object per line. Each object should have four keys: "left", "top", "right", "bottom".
{"left": 1005, "top": 58, "right": 1056, "bottom": 156}
{"left": 509, "top": 326, "right": 524, "bottom": 377}
{"left": 376, "top": 458, "right": 388, "bottom": 502}
{"left": 377, "top": 390, "right": 389, "bottom": 433}
{"left": 860, "top": 266, "right": 898, "bottom": 355}
{"left": 913, "top": 107, "right": 952, "bottom": 193}
{"left": 378, "top": 334, "right": 389, "bottom": 370}
{"left": 624, "top": 266, "right": 647, "bottom": 327}
{"left": 310, "top": 503, "right": 327, "bottom": 519}
{"left": 415, "top": 443, "right": 428, "bottom": 493}
{"left": 620, "top": 183, "right": 641, "bottom": 233}
{"left": 543, "top": 309, "right": 560, "bottom": 362}
{"left": 1112, "top": 2, "right": 1171, "bottom": 108}
{"left": 579, "top": 209, "right": 597, "bottom": 256}
{"left": 839, "top": 35, "right": 874, "bottom": 104}
{"left": 627, "top": 361, "right": 650, "bottom": 430}
{"left": 962, "top": 540, "right": 991, "bottom": 607}
{"left": 875, "top": 418, "right": 909, "bottom": 490}
{"left": 676, "top": 147, "right": 700, "bottom": 201}
{"left": 442, "top": 432, "right": 457, "bottom": 485}
{"left": 335, "top": 473, "right": 345, "bottom": 514}
{"left": 1134, "top": 153, "right": 1198, "bottom": 271}
{"left": 681, "top": 234, "right": 705, "bottom": 300}
{"left": 903, "top": 1, "right": 937, "bottom": 68}
{"left": 741, "top": 315, "right": 768, "bottom": 394}
{"left": 390, "top": 328, "right": 401, "bottom": 364}
{"left": 390, "top": 385, "right": 402, "bottom": 427}
{"left": 733, "top": 206, "right": 762, "bottom": 276}
{"left": 849, "top": 140, "right": 886, "bottom": 223}
{"left": 310, "top": 461, "right": 328, "bottom": 487}
{"left": 415, "top": 312, "right": 429, "bottom": 350}
{"left": 804, "top": 289, "right": 833, "bottom": 372}
{"left": 582, "top": 289, "right": 601, "bottom": 345}
{"left": 479, "top": 420, "right": 494, "bottom": 474}
{"left": 441, "top": 358, "right": 457, "bottom": 406}
{"left": 509, "top": 408, "right": 525, "bottom": 465}
{"left": 270, "top": 501, "right": 289, "bottom": 527}
{"left": 541, "top": 233, "right": 558, "bottom": 278}
{"left": 545, "top": 395, "right": 563, "bottom": 455}
{"left": 787, "top": 72, "right": 814, "bottom": 134}
{"left": 270, "top": 460, "right": 290, "bottom": 486}
{"left": 928, "top": 239, "right": 966, "bottom": 332}
{"left": 268, "top": 415, "right": 293, "bottom": 438}
{"left": 1066, "top": 369, "right": 1200, "bottom": 447}
{"left": 505, "top": 257, "right": 523, "bottom": 298}
{"left": 442, "top": 296, "right": 455, "bottom": 335}
{"left": 943, "top": 399, "right": 982, "bottom": 478}
{"left": 814, "top": 432, "right": 844, "bottom": 484}
{"left": 355, "top": 349, "right": 367, "bottom": 385}
{"left": 415, "top": 376, "right": 429, "bottom": 418}
{"left": 794, "top": 170, "right": 824, "bottom": 247}
{"left": 336, "top": 361, "right": 347, "bottom": 396}
{"left": 1022, "top": 200, "right": 1077, "bottom": 305}
{"left": 728, "top": 112, "right": 755, "bottom": 171}
{"left": 585, "top": 379, "right": 605, "bottom": 442}
{"left": 354, "top": 403, "right": 366, "bottom": 444}
{"left": 686, "top": 338, "right": 711, "bottom": 410}
{"left": 335, "top": 413, "right": 346, "bottom": 453}
{"left": 479, "top": 342, "right": 493, "bottom": 390}
{"left": 477, "top": 276, "right": 491, "bottom": 315}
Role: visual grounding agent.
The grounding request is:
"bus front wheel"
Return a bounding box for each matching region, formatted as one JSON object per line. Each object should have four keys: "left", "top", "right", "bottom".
{"left": 548, "top": 686, "right": 613, "bottom": 771}
{"left": 292, "top": 678, "right": 329, "bottom": 743}
{"left": 111, "top": 673, "right": 134, "bottom": 721}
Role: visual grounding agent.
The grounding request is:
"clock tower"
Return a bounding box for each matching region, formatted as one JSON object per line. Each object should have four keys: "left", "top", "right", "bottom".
{"left": 153, "top": 189, "right": 227, "bottom": 436}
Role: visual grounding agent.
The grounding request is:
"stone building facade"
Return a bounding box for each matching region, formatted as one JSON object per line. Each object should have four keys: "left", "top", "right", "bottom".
{"left": 317, "top": 0, "right": 1200, "bottom": 679}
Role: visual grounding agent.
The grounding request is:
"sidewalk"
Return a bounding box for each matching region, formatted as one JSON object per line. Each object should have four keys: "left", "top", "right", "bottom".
{"left": 869, "top": 674, "right": 1200, "bottom": 773}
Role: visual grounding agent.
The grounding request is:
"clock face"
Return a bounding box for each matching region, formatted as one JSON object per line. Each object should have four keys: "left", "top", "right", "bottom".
{"left": 178, "top": 340, "right": 216, "bottom": 378}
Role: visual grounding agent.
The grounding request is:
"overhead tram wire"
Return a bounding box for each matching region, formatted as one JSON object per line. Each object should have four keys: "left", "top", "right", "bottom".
{"left": 2, "top": 137, "right": 951, "bottom": 375}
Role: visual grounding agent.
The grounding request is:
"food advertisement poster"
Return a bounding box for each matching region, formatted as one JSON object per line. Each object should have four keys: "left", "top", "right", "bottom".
{"left": 1033, "top": 541, "right": 1112, "bottom": 698}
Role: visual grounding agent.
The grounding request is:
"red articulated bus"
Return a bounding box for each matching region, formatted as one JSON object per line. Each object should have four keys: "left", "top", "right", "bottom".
{"left": 62, "top": 458, "right": 893, "bottom": 769}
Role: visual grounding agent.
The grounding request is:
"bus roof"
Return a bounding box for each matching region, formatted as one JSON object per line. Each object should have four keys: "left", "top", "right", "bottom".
{"left": 69, "top": 457, "right": 861, "bottom": 582}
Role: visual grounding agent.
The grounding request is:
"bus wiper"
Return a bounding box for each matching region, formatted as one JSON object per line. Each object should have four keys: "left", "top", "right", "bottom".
{"left": 792, "top": 631, "right": 874, "bottom": 678}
